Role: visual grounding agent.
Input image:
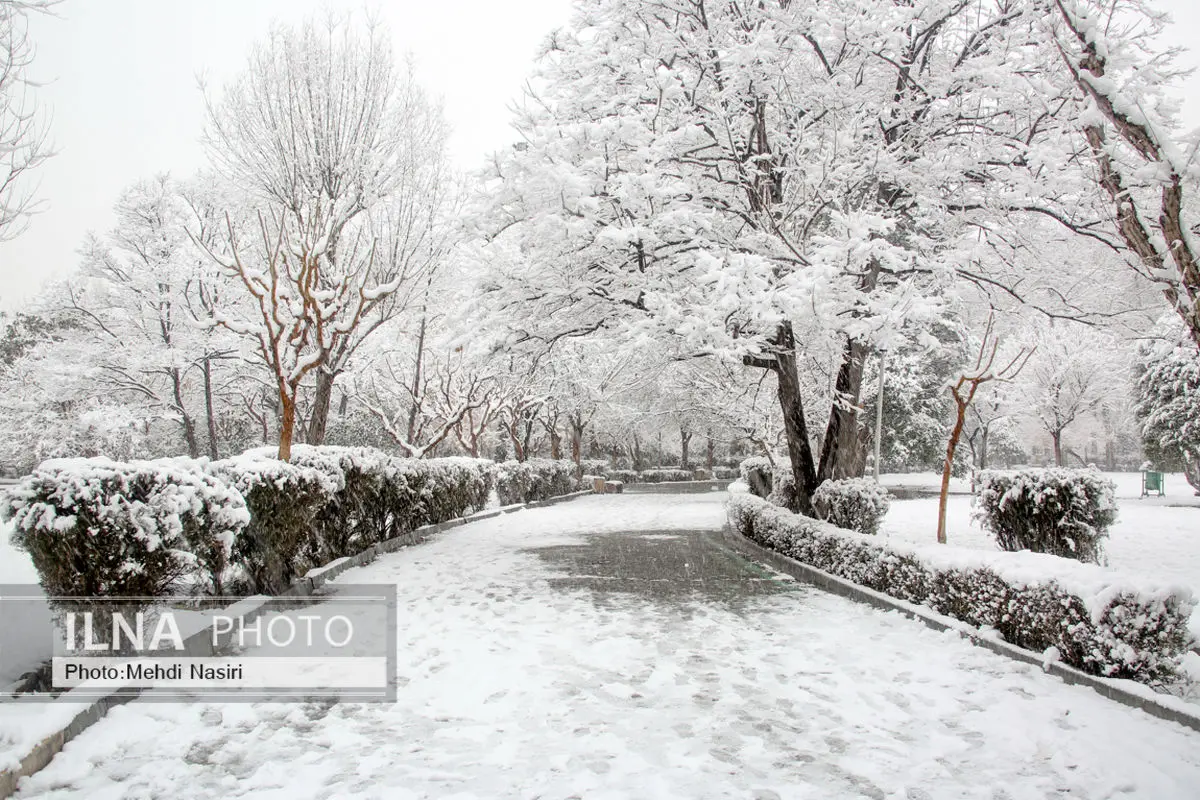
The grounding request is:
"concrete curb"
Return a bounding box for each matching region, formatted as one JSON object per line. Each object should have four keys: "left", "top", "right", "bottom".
{"left": 722, "top": 523, "right": 1200, "bottom": 735}
{"left": 0, "top": 490, "right": 592, "bottom": 798}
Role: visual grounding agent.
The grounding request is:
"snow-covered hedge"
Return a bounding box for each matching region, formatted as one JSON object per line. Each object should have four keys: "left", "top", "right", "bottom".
{"left": 494, "top": 458, "right": 577, "bottom": 505}
{"left": 728, "top": 493, "right": 1194, "bottom": 684}
{"left": 282, "top": 447, "right": 494, "bottom": 562}
{"left": 5, "top": 447, "right": 501, "bottom": 598}
{"left": 975, "top": 469, "right": 1117, "bottom": 564}
{"left": 812, "top": 478, "right": 892, "bottom": 535}
{"left": 210, "top": 452, "right": 342, "bottom": 594}
{"left": 712, "top": 466, "right": 738, "bottom": 480}
{"left": 1, "top": 458, "right": 249, "bottom": 597}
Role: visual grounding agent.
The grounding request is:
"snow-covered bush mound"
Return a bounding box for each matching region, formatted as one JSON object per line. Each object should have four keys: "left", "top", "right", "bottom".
{"left": 812, "top": 478, "right": 892, "bottom": 535}
{"left": 975, "top": 468, "right": 1117, "bottom": 564}
{"left": 738, "top": 456, "right": 773, "bottom": 498}
{"left": 495, "top": 459, "right": 577, "bottom": 505}
{"left": 712, "top": 466, "right": 738, "bottom": 480}
{"left": 580, "top": 458, "right": 609, "bottom": 477}
{"left": 728, "top": 494, "right": 1194, "bottom": 684}
{"left": 1, "top": 457, "right": 249, "bottom": 598}
{"left": 210, "top": 452, "right": 343, "bottom": 594}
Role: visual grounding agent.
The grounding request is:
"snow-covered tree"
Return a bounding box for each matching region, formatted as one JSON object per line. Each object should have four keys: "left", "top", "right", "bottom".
{"left": 0, "top": 0, "right": 56, "bottom": 241}
{"left": 470, "top": 0, "right": 1117, "bottom": 513}
{"left": 1043, "top": 0, "right": 1200, "bottom": 350}
{"left": 200, "top": 14, "right": 452, "bottom": 459}
{"left": 1134, "top": 316, "right": 1200, "bottom": 493}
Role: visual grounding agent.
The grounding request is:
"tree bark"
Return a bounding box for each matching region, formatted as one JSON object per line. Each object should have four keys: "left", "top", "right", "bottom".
{"left": 570, "top": 414, "right": 584, "bottom": 468}
{"left": 306, "top": 369, "right": 337, "bottom": 446}
{"left": 680, "top": 429, "right": 692, "bottom": 470}
{"left": 706, "top": 434, "right": 715, "bottom": 470}
{"left": 818, "top": 337, "right": 871, "bottom": 482}
{"left": 1052, "top": 431, "right": 1064, "bottom": 467}
{"left": 770, "top": 324, "right": 819, "bottom": 515}
{"left": 202, "top": 355, "right": 219, "bottom": 460}
{"left": 937, "top": 397, "right": 968, "bottom": 545}
{"left": 170, "top": 367, "right": 200, "bottom": 459}
{"left": 278, "top": 388, "right": 296, "bottom": 461}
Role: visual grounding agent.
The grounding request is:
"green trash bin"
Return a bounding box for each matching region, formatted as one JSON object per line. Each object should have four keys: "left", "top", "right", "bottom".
{"left": 1142, "top": 470, "right": 1165, "bottom": 497}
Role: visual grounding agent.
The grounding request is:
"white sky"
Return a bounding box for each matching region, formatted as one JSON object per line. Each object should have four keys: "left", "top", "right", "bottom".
{"left": 0, "top": 0, "right": 1198, "bottom": 312}
{"left": 0, "top": 0, "right": 575, "bottom": 310}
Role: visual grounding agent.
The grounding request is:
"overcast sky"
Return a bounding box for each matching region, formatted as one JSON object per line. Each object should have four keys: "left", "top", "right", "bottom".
{"left": 1, "top": 0, "right": 1198, "bottom": 312}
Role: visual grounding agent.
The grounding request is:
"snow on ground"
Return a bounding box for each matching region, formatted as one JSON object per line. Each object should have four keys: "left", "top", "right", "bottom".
{"left": 879, "top": 472, "right": 1200, "bottom": 634}
{"left": 12, "top": 493, "right": 1200, "bottom": 799}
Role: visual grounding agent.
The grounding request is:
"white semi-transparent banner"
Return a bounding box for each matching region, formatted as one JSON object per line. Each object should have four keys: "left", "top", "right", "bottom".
{"left": 52, "top": 656, "right": 390, "bottom": 690}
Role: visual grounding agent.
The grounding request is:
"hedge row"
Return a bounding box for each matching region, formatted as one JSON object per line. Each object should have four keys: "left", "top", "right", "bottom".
{"left": 494, "top": 458, "right": 577, "bottom": 505}
{"left": 728, "top": 493, "right": 1195, "bottom": 685}
{"left": 3, "top": 449, "right": 578, "bottom": 599}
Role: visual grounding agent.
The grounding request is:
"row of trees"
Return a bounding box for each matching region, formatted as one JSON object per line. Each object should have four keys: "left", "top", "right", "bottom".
{"left": 0, "top": 3, "right": 1196, "bottom": 502}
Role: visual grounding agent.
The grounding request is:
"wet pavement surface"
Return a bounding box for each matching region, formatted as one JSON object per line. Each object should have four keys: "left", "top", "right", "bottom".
{"left": 529, "top": 527, "right": 795, "bottom": 602}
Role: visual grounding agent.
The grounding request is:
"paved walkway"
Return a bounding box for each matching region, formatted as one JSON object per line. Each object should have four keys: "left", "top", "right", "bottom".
{"left": 13, "top": 492, "right": 1200, "bottom": 799}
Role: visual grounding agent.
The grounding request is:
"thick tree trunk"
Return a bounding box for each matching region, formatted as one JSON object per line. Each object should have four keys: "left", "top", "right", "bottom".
{"left": 202, "top": 356, "right": 219, "bottom": 460}
{"left": 771, "top": 325, "right": 819, "bottom": 515}
{"left": 170, "top": 367, "right": 200, "bottom": 459}
{"left": 818, "top": 337, "right": 871, "bottom": 482}
{"left": 680, "top": 429, "right": 692, "bottom": 470}
{"left": 306, "top": 369, "right": 336, "bottom": 446}
{"left": 1052, "top": 431, "right": 1064, "bottom": 466}
{"left": 549, "top": 425, "right": 562, "bottom": 460}
{"left": 978, "top": 426, "right": 990, "bottom": 471}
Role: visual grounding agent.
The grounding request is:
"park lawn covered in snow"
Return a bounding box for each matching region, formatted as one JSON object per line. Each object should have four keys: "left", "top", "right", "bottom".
{"left": 879, "top": 471, "right": 1200, "bottom": 619}
{"left": 13, "top": 492, "right": 1200, "bottom": 799}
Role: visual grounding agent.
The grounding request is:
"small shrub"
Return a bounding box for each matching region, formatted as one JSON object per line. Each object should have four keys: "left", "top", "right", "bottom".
{"left": 1, "top": 458, "right": 248, "bottom": 598}
{"left": 812, "top": 478, "right": 891, "bottom": 535}
{"left": 636, "top": 468, "right": 694, "bottom": 483}
{"left": 739, "top": 456, "right": 774, "bottom": 499}
{"left": 975, "top": 468, "right": 1117, "bottom": 564}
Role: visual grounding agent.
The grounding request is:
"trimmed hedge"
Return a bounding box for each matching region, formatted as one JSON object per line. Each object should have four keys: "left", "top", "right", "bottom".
{"left": 728, "top": 493, "right": 1195, "bottom": 685}
{"left": 1, "top": 458, "right": 248, "bottom": 598}
{"left": 210, "top": 452, "right": 342, "bottom": 594}
{"left": 812, "top": 478, "right": 892, "bottom": 535}
{"left": 495, "top": 458, "right": 577, "bottom": 505}
{"left": 975, "top": 468, "right": 1116, "bottom": 564}
{"left": 6, "top": 448, "right": 504, "bottom": 598}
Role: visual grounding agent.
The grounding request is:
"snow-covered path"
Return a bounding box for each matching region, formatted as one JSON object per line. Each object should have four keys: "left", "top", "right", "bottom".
{"left": 15, "top": 493, "right": 1200, "bottom": 799}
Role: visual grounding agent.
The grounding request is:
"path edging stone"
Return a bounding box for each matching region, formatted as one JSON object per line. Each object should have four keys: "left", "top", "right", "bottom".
{"left": 722, "top": 522, "right": 1200, "bottom": 734}
{"left": 0, "top": 489, "right": 593, "bottom": 798}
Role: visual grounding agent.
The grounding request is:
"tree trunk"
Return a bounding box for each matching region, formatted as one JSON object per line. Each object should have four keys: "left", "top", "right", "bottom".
{"left": 170, "top": 367, "right": 200, "bottom": 459}
{"left": 978, "top": 426, "right": 990, "bottom": 471}
{"left": 818, "top": 337, "right": 871, "bottom": 482}
{"left": 680, "top": 429, "right": 692, "bottom": 470}
{"left": 278, "top": 388, "right": 296, "bottom": 461}
{"left": 1052, "top": 431, "right": 1064, "bottom": 466}
{"left": 706, "top": 434, "right": 715, "bottom": 470}
{"left": 306, "top": 369, "right": 336, "bottom": 446}
{"left": 407, "top": 315, "right": 428, "bottom": 444}
{"left": 549, "top": 425, "right": 562, "bottom": 460}
{"left": 772, "top": 325, "right": 819, "bottom": 515}
{"left": 937, "top": 397, "right": 970, "bottom": 545}
{"left": 202, "top": 356, "right": 219, "bottom": 460}
{"left": 570, "top": 415, "right": 584, "bottom": 468}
